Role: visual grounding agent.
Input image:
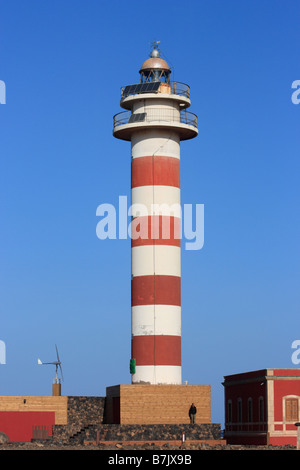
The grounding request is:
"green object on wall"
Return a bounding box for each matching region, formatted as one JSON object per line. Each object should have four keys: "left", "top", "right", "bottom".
{"left": 130, "top": 359, "right": 136, "bottom": 374}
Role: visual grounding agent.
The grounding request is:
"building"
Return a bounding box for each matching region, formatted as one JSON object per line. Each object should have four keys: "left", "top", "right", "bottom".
{"left": 113, "top": 42, "right": 198, "bottom": 386}
{"left": 223, "top": 368, "right": 300, "bottom": 446}
{"left": 0, "top": 395, "right": 68, "bottom": 441}
{"left": 108, "top": 45, "right": 212, "bottom": 424}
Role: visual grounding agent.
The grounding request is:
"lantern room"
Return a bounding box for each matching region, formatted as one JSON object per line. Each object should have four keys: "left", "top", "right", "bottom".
{"left": 139, "top": 44, "right": 171, "bottom": 84}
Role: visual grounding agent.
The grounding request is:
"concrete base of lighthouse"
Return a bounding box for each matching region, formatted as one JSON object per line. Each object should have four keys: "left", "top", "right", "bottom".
{"left": 105, "top": 384, "right": 211, "bottom": 425}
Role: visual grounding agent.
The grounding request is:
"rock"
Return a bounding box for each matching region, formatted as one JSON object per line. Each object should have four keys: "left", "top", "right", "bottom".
{"left": 0, "top": 432, "right": 9, "bottom": 444}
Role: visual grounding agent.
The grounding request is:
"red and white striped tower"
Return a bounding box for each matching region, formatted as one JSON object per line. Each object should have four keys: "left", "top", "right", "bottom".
{"left": 113, "top": 44, "right": 198, "bottom": 385}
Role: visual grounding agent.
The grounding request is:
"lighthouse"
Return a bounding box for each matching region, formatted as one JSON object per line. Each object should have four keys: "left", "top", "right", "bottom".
{"left": 113, "top": 43, "right": 198, "bottom": 386}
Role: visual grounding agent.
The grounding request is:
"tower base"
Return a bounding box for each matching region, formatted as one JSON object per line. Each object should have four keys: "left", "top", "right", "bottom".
{"left": 52, "top": 383, "right": 61, "bottom": 397}
{"left": 105, "top": 384, "right": 211, "bottom": 425}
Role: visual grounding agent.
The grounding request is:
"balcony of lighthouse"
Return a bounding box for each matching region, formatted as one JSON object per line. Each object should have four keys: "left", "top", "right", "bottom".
{"left": 113, "top": 105, "right": 198, "bottom": 141}
{"left": 119, "top": 81, "right": 192, "bottom": 111}
{"left": 113, "top": 108, "right": 198, "bottom": 141}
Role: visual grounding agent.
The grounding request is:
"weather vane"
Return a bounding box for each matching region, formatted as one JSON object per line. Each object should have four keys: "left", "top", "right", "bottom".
{"left": 150, "top": 40, "right": 161, "bottom": 55}
{"left": 151, "top": 40, "right": 160, "bottom": 48}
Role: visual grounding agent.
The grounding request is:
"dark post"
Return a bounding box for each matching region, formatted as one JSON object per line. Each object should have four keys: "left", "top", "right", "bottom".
{"left": 295, "top": 422, "right": 300, "bottom": 449}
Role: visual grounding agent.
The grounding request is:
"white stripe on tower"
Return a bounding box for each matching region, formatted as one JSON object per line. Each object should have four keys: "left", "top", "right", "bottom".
{"left": 132, "top": 245, "right": 181, "bottom": 277}
{"left": 132, "top": 305, "right": 181, "bottom": 336}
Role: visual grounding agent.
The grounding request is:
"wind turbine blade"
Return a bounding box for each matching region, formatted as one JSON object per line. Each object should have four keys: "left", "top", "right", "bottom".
{"left": 55, "top": 344, "right": 60, "bottom": 363}
{"left": 59, "top": 363, "right": 64, "bottom": 382}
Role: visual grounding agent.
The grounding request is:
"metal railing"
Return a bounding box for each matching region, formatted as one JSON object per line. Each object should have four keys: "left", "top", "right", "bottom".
{"left": 120, "top": 81, "right": 190, "bottom": 100}
{"left": 170, "top": 81, "right": 190, "bottom": 99}
{"left": 113, "top": 109, "right": 197, "bottom": 129}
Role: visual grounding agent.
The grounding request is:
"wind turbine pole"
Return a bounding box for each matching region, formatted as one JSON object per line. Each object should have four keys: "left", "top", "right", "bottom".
{"left": 53, "top": 350, "right": 62, "bottom": 396}
{"left": 52, "top": 378, "right": 61, "bottom": 396}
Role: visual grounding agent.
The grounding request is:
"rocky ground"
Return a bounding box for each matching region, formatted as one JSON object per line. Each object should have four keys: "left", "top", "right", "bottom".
{"left": 0, "top": 441, "right": 297, "bottom": 451}
{"left": 0, "top": 430, "right": 297, "bottom": 451}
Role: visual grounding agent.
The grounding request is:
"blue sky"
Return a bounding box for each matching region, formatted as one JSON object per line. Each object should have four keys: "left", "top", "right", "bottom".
{"left": 0, "top": 0, "right": 299, "bottom": 426}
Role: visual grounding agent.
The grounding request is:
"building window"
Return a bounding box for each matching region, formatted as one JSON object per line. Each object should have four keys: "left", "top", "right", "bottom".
{"left": 248, "top": 398, "right": 253, "bottom": 423}
{"left": 259, "top": 397, "right": 264, "bottom": 422}
{"left": 227, "top": 400, "right": 232, "bottom": 423}
{"left": 285, "top": 398, "right": 299, "bottom": 422}
{"left": 237, "top": 398, "right": 242, "bottom": 423}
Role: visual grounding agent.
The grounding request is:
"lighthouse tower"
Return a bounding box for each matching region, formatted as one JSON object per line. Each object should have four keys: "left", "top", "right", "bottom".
{"left": 113, "top": 44, "right": 198, "bottom": 386}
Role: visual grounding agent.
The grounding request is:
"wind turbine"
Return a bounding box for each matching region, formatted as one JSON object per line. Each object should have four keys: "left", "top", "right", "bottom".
{"left": 38, "top": 344, "right": 64, "bottom": 386}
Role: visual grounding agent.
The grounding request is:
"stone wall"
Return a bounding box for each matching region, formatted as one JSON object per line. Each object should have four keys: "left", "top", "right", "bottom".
{"left": 73, "top": 423, "right": 221, "bottom": 445}
{"left": 51, "top": 396, "right": 221, "bottom": 445}
{"left": 53, "top": 396, "right": 105, "bottom": 443}
{"left": 67, "top": 396, "right": 105, "bottom": 426}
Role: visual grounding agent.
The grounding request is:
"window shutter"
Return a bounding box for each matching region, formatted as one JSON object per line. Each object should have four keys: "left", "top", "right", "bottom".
{"left": 286, "top": 399, "right": 298, "bottom": 421}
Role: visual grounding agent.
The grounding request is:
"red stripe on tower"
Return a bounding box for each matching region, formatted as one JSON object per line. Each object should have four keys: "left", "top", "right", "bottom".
{"left": 131, "top": 275, "right": 181, "bottom": 306}
{"left": 131, "top": 156, "right": 180, "bottom": 188}
{"left": 132, "top": 335, "right": 181, "bottom": 366}
{"left": 131, "top": 216, "right": 181, "bottom": 247}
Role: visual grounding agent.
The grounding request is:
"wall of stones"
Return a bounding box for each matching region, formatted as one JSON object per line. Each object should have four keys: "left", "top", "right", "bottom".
{"left": 73, "top": 423, "right": 222, "bottom": 445}
{"left": 53, "top": 396, "right": 106, "bottom": 443}
{"left": 67, "top": 396, "right": 105, "bottom": 425}
{"left": 51, "top": 396, "right": 221, "bottom": 445}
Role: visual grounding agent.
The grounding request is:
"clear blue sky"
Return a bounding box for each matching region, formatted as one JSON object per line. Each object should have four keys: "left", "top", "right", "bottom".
{"left": 0, "top": 0, "right": 299, "bottom": 426}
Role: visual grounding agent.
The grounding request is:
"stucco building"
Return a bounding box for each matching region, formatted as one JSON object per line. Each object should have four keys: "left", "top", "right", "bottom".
{"left": 223, "top": 368, "right": 300, "bottom": 445}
